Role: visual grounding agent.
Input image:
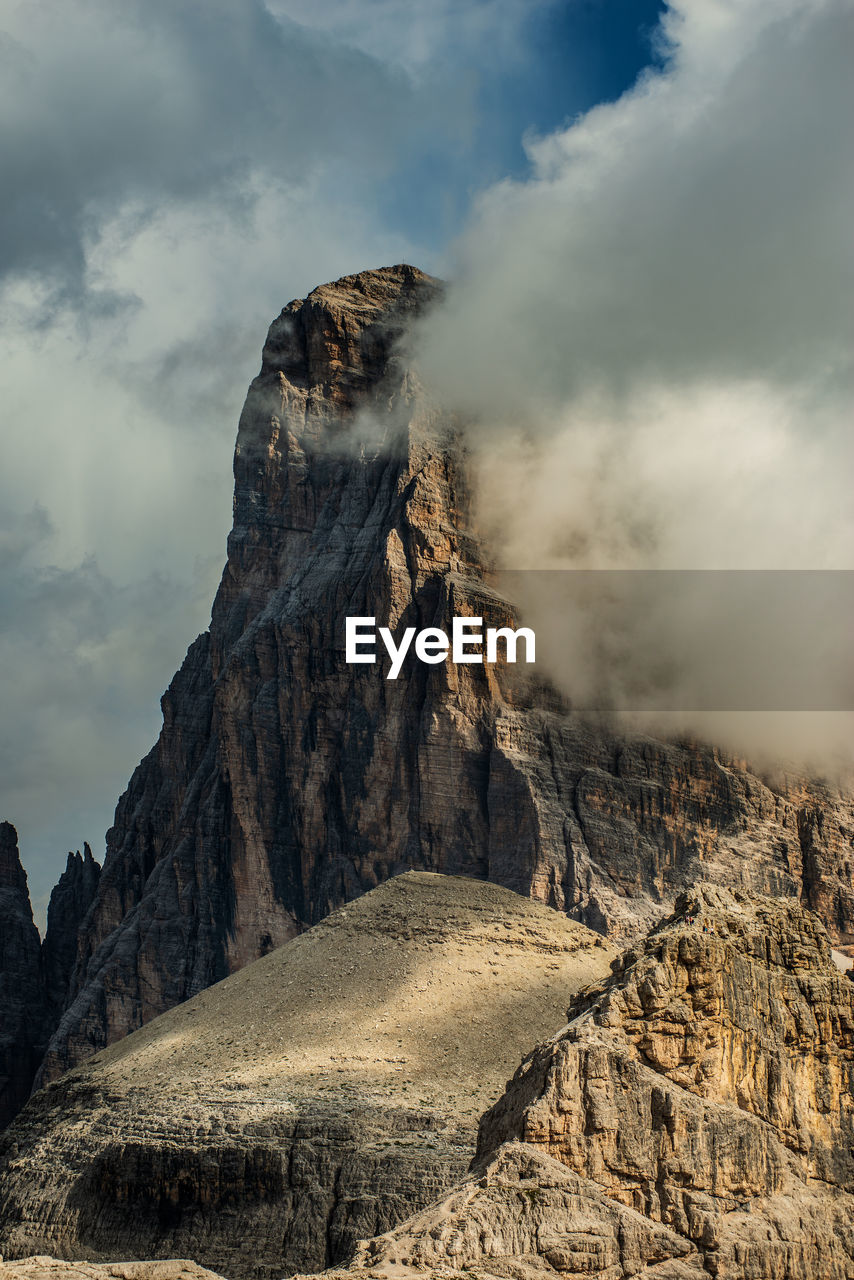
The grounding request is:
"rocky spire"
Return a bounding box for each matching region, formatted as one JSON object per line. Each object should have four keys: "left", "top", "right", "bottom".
{"left": 41, "top": 843, "right": 101, "bottom": 1020}
{"left": 0, "top": 822, "right": 49, "bottom": 1129}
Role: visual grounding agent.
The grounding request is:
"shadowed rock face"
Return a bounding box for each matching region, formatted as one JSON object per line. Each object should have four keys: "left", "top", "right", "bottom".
{"left": 41, "top": 845, "right": 101, "bottom": 1023}
{"left": 0, "top": 873, "right": 616, "bottom": 1280}
{"left": 27, "top": 263, "right": 854, "bottom": 1086}
{"left": 0, "top": 826, "right": 101, "bottom": 1130}
{"left": 0, "top": 823, "right": 48, "bottom": 1130}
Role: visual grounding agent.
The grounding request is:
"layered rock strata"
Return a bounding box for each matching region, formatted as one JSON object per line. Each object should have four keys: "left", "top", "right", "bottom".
{"left": 277, "top": 889, "right": 854, "bottom": 1280}
{"left": 0, "top": 1263, "right": 222, "bottom": 1280}
{"left": 29, "top": 264, "right": 854, "bottom": 1088}
{"left": 0, "top": 872, "right": 615, "bottom": 1280}
{"left": 475, "top": 887, "right": 854, "bottom": 1278}
{"left": 310, "top": 1142, "right": 704, "bottom": 1280}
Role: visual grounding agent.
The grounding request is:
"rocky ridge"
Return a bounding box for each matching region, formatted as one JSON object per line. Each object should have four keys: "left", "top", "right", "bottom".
{"left": 0, "top": 872, "right": 615, "bottom": 1280}
{"left": 475, "top": 886, "right": 854, "bottom": 1277}
{"left": 283, "top": 888, "right": 854, "bottom": 1280}
{"left": 6, "top": 263, "right": 853, "bottom": 1108}
{"left": 41, "top": 846, "right": 101, "bottom": 1024}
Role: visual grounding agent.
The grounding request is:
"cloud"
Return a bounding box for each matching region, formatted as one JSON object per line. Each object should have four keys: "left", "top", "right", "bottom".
{"left": 420, "top": 0, "right": 854, "bottom": 421}
{"left": 414, "top": 0, "right": 854, "bottom": 764}
{"left": 265, "top": 0, "right": 559, "bottom": 75}
{"left": 0, "top": 502, "right": 221, "bottom": 928}
{"left": 0, "top": 0, "right": 438, "bottom": 297}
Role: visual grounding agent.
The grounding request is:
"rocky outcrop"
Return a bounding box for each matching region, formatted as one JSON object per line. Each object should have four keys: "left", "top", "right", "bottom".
{"left": 275, "top": 889, "right": 854, "bottom": 1280}
{"left": 0, "top": 824, "right": 49, "bottom": 1131}
{"left": 0, "top": 1262, "right": 223, "bottom": 1280}
{"left": 0, "top": 872, "right": 616, "bottom": 1280}
{"left": 311, "top": 1142, "right": 704, "bottom": 1279}
{"left": 41, "top": 846, "right": 100, "bottom": 1023}
{"left": 31, "top": 264, "right": 854, "bottom": 1086}
{"left": 5, "top": 883, "right": 853, "bottom": 1279}
{"left": 473, "top": 887, "right": 854, "bottom": 1278}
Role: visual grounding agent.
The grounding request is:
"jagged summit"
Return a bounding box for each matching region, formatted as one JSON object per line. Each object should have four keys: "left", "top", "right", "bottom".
{"left": 0, "top": 872, "right": 615, "bottom": 1279}
{"left": 257, "top": 263, "right": 439, "bottom": 404}
{"left": 0, "top": 826, "right": 101, "bottom": 1128}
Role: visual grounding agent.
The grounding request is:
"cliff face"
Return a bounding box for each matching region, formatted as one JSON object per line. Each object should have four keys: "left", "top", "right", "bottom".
{"left": 278, "top": 890, "right": 854, "bottom": 1280}
{"left": 0, "top": 824, "right": 48, "bottom": 1130}
{"left": 32, "top": 263, "right": 854, "bottom": 1084}
{"left": 0, "top": 873, "right": 615, "bottom": 1280}
{"left": 474, "top": 887, "right": 854, "bottom": 1277}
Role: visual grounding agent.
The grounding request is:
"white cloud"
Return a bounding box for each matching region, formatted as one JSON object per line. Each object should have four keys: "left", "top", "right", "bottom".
{"left": 414, "top": 0, "right": 853, "bottom": 762}
{"left": 265, "top": 0, "right": 558, "bottom": 75}
{"left": 421, "top": 0, "right": 854, "bottom": 420}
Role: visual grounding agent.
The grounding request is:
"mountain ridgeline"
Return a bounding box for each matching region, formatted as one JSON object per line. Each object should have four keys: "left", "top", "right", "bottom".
{"left": 3, "top": 264, "right": 853, "bottom": 1124}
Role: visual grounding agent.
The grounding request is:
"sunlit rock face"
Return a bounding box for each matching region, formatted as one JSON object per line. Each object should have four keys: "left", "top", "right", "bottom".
{"left": 476, "top": 886, "right": 854, "bottom": 1278}
{"left": 31, "top": 264, "right": 854, "bottom": 1085}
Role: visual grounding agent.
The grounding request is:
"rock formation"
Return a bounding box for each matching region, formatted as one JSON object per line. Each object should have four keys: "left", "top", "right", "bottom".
{"left": 41, "top": 846, "right": 101, "bottom": 1023}
{"left": 4, "top": 880, "right": 853, "bottom": 1278}
{"left": 472, "top": 887, "right": 854, "bottom": 1277}
{"left": 315, "top": 1142, "right": 704, "bottom": 1279}
{"left": 0, "top": 824, "right": 48, "bottom": 1131}
{"left": 276, "top": 888, "right": 854, "bottom": 1280}
{"left": 0, "top": 1263, "right": 222, "bottom": 1280}
{"left": 14, "top": 264, "right": 854, "bottom": 1092}
{"left": 0, "top": 872, "right": 615, "bottom": 1280}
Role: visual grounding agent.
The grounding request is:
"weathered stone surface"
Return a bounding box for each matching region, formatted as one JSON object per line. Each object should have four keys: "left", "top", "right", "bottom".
{"left": 476, "top": 887, "right": 854, "bottom": 1278}
{"left": 0, "top": 824, "right": 49, "bottom": 1131}
{"left": 31, "top": 264, "right": 854, "bottom": 1086}
{"left": 0, "top": 873, "right": 615, "bottom": 1280}
{"left": 0, "top": 1261, "right": 223, "bottom": 1280}
{"left": 41, "top": 845, "right": 101, "bottom": 1024}
{"left": 307, "top": 1142, "right": 704, "bottom": 1280}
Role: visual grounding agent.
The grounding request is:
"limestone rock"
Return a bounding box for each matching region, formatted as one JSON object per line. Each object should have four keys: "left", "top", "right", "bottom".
{"left": 0, "top": 1261, "right": 224, "bottom": 1280}
{"left": 31, "top": 264, "right": 854, "bottom": 1085}
{"left": 0, "top": 873, "right": 615, "bottom": 1280}
{"left": 0, "top": 824, "right": 49, "bottom": 1131}
{"left": 314, "top": 1142, "right": 704, "bottom": 1280}
{"left": 476, "top": 887, "right": 854, "bottom": 1278}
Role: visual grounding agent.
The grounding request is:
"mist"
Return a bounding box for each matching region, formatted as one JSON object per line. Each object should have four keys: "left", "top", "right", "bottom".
{"left": 414, "top": 0, "right": 854, "bottom": 772}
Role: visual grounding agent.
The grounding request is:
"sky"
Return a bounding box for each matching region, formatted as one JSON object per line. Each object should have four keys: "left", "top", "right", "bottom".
{"left": 1, "top": 0, "right": 850, "bottom": 923}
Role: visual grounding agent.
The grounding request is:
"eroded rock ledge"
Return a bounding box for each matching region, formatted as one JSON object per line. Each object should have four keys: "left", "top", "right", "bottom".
{"left": 292, "top": 887, "right": 854, "bottom": 1280}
